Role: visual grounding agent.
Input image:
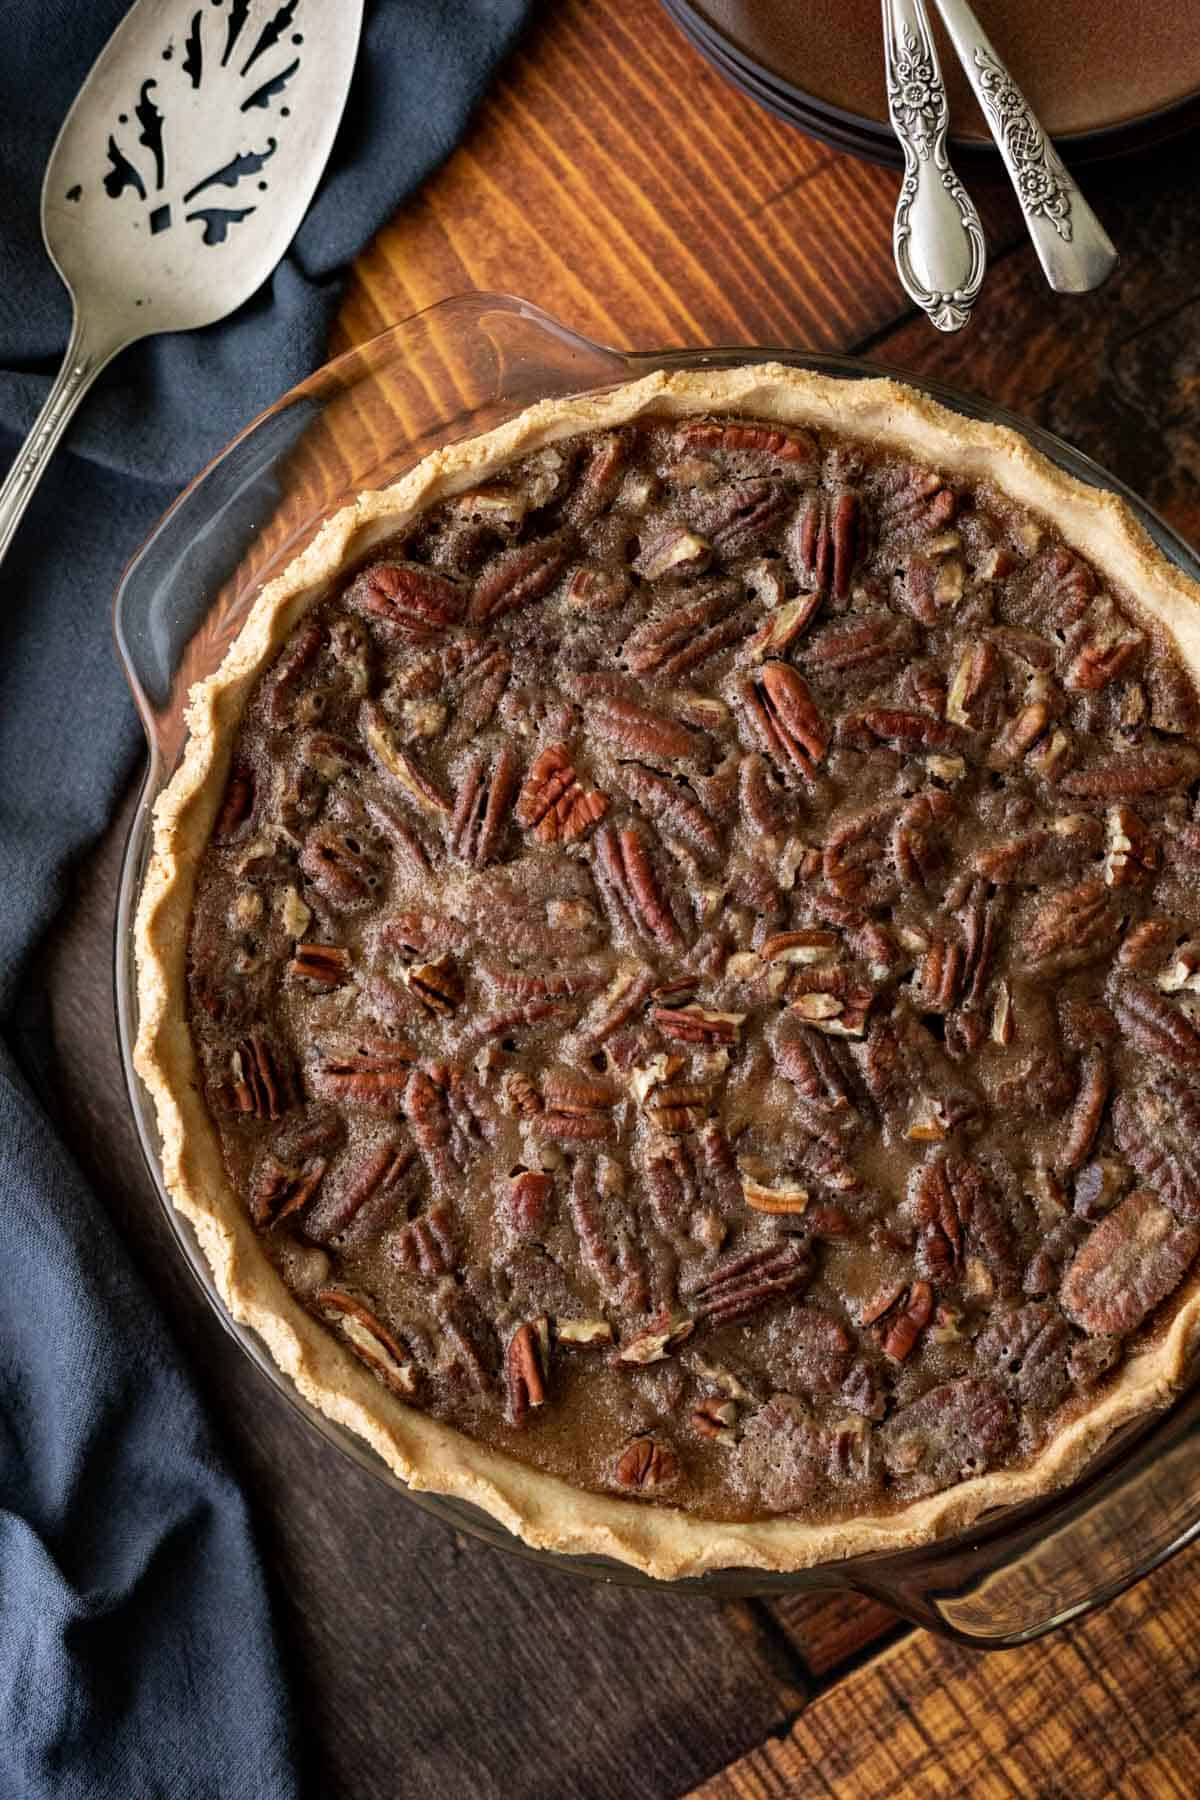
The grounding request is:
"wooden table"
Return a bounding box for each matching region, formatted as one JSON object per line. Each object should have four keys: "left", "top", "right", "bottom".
{"left": 38, "top": 3, "right": 1200, "bottom": 1792}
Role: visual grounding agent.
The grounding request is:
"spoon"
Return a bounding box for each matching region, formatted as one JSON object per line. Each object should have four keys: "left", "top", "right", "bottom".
{"left": 882, "top": 0, "right": 987, "bottom": 333}
{"left": 929, "top": 0, "right": 1118, "bottom": 292}
{"left": 0, "top": 0, "right": 363, "bottom": 567}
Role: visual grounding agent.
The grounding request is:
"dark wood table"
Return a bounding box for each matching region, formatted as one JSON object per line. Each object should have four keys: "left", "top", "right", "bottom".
{"left": 38, "top": 3, "right": 1200, "bottom": 1792}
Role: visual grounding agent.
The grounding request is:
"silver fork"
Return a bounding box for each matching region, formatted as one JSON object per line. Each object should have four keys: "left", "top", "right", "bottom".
{"left": 929, "top": 0, "right": 1118, "bottom": 292}
{"left": 882, "top": 0, "right": 987, "bottom": 333}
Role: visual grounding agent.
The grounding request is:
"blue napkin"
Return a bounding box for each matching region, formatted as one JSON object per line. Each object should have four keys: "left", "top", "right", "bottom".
{"left": 0, "top": 2, "right": 528, "bottom": 1792}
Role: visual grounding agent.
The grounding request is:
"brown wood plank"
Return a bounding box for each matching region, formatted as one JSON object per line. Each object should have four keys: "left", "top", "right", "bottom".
{"left": 335, "top": 0, "right": 1022, "bottom": 360}
{"left": 688, "top": 1540, "right": 1200, "bottom": 1798}
{"left": 766, "top": 1592, "right": 904, "bottom": 1680}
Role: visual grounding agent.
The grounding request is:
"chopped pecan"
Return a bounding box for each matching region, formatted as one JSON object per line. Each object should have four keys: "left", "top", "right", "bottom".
{"left": 1062, "top": 597, "right": 1143, "bottom": 692}
{"left": 268, "top": 619, "right": 324, "bottom": 721}
{"left": 944, "top": 640, "right": 999, "bottom": 728}
{"left": 469, "top": 533, "right": 569, "bottom": 625}
{"left": 1061, "top": 1189, "right": 1200, "bottom": 1335}
{"left": 615, "top": 1309, "right": 694, "bottom": 1364}
{"left": 213, "top": 764, "right": 255, "bottom": 842}
{"left": 566, "top": 564, "right": 631, "bottom": 613}
{"left": 877, "top": 1282, "right": 934, "bottom": 1363}
{"left": 740, "top": 1174, "right": 810, "bottom": 1215}
{"left": 288, "top": 942, "right": 351, "bottom": 988}
{"left": 362, "top": 705, "right": 452, "bottom": 815}
{"left": 1073, "top": 1158, "right": 1129, "bottom": 1221}
{"left": 691, "top": 1397, "right": 739, "bottom": 1444}
{"left": 688, "top": 1241, "right": 814, "bottom": 1326}
{"left": 251, "top": 1151, "right": 327, "bottom": 1228}
{"left": 786, "top": 490, "right": 861, "bottom": 599}
{"left": 348, "top": 562, "right": 465, "bottom": 640}
{"left": 390, "top": 1203, "right": 459, "bottom": 1278}
{"left": 1103, "top": 804, "right": 1157, "bottom": 887}
{"left": 652, "top": 1003, "right": 744, "bottom": 1046}
{"left": 613, "top": 1435, "right": 680, "bottom": 1491}
{"left": 633, "top": 525, "right": 712, "bottom": 581}
{"left": 506, "top": 1318, "right": 550, "bottom": 1425}
{"left": 316, "top": 1290, "right": 417, "bottom": 1395}
{"left": 516, "top": 743, "right": 608, "bottom": 845}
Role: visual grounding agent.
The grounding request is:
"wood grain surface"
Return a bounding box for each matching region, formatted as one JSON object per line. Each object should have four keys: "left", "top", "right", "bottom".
{"left": 30, "top": 0, "right": 1200, "bottom": 1793}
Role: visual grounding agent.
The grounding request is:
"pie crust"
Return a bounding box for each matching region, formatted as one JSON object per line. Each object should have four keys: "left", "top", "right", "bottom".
{"left": 134, "top": 365, "right": 1200, "bottom": 1578}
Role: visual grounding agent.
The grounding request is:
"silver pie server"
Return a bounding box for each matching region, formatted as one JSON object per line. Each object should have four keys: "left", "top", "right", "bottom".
{"left": 882, "top": 0, "right": 987, "bottom": 333}
{"left": 928, "top": 0, "right": 1118, "bottom": 293}
{"left": 0, "top": 0, "right": 363, "bottom": 567}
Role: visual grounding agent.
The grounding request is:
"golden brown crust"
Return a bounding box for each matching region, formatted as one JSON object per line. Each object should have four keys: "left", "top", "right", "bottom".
{"left": 135, "top": 364, "right": 1200, "bottom": 1578}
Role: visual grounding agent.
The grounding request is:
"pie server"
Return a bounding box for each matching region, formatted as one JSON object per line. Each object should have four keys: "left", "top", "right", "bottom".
{"left": 0, "top": 0, "right": 364, "bottom": 568}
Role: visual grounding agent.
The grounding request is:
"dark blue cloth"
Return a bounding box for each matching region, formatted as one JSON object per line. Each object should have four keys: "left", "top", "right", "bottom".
{"left": 0, "top": 3, "right": 528, "bottom": 1793}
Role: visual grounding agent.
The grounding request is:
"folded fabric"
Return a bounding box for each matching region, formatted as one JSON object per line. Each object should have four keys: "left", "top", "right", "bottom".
{"left": 0, "top": 2, "right": 529, "bottom": 1793}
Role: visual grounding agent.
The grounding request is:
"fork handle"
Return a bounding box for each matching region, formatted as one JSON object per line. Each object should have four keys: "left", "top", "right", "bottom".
{"left": 928, "top": 0, "right": 1118, "bottom": 292}
{"left": 883, "top": 0, "right": 987, "bottom": 333}
{"left": 0, "top": 311, "right": 124, "bottom": 569}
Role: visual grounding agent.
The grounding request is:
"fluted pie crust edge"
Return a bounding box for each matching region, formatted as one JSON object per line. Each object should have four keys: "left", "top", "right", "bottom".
{"left": 134, "top": 365, "right": 1200, "bottom": 1578}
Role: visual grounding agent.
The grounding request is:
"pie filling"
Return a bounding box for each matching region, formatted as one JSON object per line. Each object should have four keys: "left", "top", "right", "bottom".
{"left": 186, "top": 410, "right": 1200, "bottom": 1524}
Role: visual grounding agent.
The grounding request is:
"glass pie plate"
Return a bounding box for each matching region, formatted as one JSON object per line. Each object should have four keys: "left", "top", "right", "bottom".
{"left": 114, "top": 292, "right": 1200, "bottom": 1644}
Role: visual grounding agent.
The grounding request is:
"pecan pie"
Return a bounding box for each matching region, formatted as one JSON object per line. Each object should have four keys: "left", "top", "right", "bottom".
{"left": 136, "top": 367, "right": 1200, "bottom": 1576}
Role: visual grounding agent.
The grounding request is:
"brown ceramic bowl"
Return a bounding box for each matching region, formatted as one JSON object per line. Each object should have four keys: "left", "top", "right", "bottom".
{"left": 663, "top": 0, "right": 1200, "bottom": 167}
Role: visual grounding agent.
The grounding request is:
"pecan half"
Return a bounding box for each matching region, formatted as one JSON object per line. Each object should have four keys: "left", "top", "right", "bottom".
{"left": 390, "top": 1203, "right": 459, "bottom": 1278}
{"left": 688, "top": 1241, "right": 814, "bottom": 1325}
{"left": 316, "top": 1290, "right": 417, "bottom": 1395}
{"left": 313, "top": 1139, "right": 415, "bottom": 1242}
{"left": 213, "top": 764, "right": 254, "bottom": 842}
{"left": 740, "top": 662, "right": 827, "bottom": 782}
{"left": 877, "top": 1281, "right": 934, "bottom": 1363}
{"left": 348, "top": 561, "right": 465, "bottom": 639}
{"left": 300, "top": 826, "right": 376, "bottom": 908}
{"left": 586, "top": 693, "right": 706, "bottom": 763}
{"left": 516, "top": 743, "right": 608, "bottom": 845}
{"left": 591, "top": 823, "right": 684, "bottom": 949}
{"left": 312, "top": 1040, "right": 417, "bottom": 1107}
{"left": 448, "top": 745, "right": 518, "bottom": 866}
{"left": 1057, "top": 1048, "right": 1110, "bottom": 1174}
{"left": 506, "top": 1318, "right": 550, "bottom": 1425}
{"left": 652, "top": 1002, "right": 744, "bottom": 1046}
{"left": 1061, "top": 746, "right": 1198, "bottom": 799}
{"left": 500, "top": 1169, "right": 554, "bottom": 1236}
{"left": 674, "top": 417, "right": 818, "bottom": 469}
{"left": 1020, "top": 880, "right": 1119, "bottom": 974}
{"left": 801, "top": 611, "right": 917, "bottom": 680}
{"left": 613, "top": 1435, "right": 680, "bottom": 1492}
{"left": 623, "top": 584, "right": 748, "bottom": 679}
{"left": 786, "top": 490, "right": 861, "bottom": 599}
{"left": 616, "top": 764, "right": 722, "bottom": 866}
{"left": 222, "top": 1034, "right": 288, "bottom": 1120}
{"left": 1110, "top": 979, "right": 1200, "bottom": 1070}
{"left": 1114, "top": 1077, "right": 1200, "bottom": 1221}
{"left": 469, "top": 534, "right": 569, "bottom": 625}
{"left": 1061, "top": 1190, "right": 1200, "bottom": 1335}
{"left": 534, "top": 1067, "right": 618, "bottom": 1142}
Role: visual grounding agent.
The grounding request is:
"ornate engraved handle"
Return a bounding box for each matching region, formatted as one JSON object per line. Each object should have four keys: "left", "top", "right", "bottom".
{"left": 882, "top": 0, "right": 986, "bottom": 333}
{"left": 928, "top": 0, "right": 1118, "bottom": 293}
